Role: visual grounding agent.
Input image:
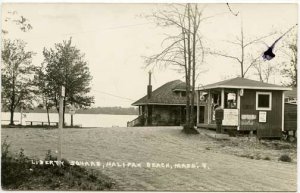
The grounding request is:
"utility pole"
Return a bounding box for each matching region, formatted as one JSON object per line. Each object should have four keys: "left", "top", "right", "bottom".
{"left": 58, "top": 85, "right": 65, "bottom": 161}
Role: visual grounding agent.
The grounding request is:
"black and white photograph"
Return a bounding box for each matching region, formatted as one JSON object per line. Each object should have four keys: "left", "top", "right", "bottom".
{"left": 1, "top": 1, "right": 298, "bottom": 192}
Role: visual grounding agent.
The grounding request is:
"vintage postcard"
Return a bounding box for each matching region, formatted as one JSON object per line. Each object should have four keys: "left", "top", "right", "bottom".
{"left": 1, "top": 1, "right": 298, "bottom": 192}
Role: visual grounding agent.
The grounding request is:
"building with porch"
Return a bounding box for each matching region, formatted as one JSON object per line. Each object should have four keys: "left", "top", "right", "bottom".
{"left": 128, "top": 73, "right": 198, "bottom": 126}
{"left": 196, "top": 77, "right": 291, "bottom": 138}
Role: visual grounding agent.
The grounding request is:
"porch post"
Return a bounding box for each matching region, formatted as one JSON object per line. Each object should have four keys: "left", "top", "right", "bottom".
{"left": 221, "top": 88, "right": 225, "bottom": 108}
{"left": 237, "top": 90, "right": 241, "bottom": 130}
{"left": 196, "top": 90, "right": 199, "bottom": 124}
{"left": 282, "top": 92, "right": 285, "bottom": 131}
{"left": 208, "top": 90, "right": 211, "bottom": 124}
{"left": 145, "top": 105, "right": 148, "bottom": 126}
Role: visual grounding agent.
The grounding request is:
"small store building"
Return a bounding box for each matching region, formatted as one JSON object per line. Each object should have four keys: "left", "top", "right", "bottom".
{"left": 196, "top": 77, "right": 291, "bottom": 138}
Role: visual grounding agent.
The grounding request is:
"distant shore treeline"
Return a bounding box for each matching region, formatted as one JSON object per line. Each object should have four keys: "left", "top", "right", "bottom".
{"left": 2, "top": 107, "right": 138, "bottom": 115}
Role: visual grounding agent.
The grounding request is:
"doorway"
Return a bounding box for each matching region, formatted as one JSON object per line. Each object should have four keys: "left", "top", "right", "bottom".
{"left": 199, "top": 106, "right": 205, "bottom": 123}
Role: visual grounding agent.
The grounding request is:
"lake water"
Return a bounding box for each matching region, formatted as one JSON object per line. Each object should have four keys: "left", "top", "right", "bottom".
{"left": 1, "top": 112, "right": 138, "bottom": 127}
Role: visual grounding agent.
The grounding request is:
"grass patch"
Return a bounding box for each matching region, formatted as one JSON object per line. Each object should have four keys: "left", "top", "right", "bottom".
{"left": 1, "top": 137, "right": 116, "bottom": 190}
{"left": 263, "top": 156, "right": 271, "bottom": 161}
{"left": 240, "top": 154, "right": 254, "bottom": 159}
{"left": 278, "top": 154, "right": 292, "bottom": 162}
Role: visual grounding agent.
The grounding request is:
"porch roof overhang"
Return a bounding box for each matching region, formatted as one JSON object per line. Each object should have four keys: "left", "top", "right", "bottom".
{"left": 132, "top": 102, "right": 187, "bottom": 106}
{"left": 197, "top": 77, "right": 292, "bottom": 91}
{"left": 198, "top": 85, "right": 292, "bottom": 91}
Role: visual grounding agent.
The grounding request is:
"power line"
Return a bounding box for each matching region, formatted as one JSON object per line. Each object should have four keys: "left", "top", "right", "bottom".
{"left": 60, "top": 22, "right": 155, "bottom": 36}
{"left": 91, "top": 89, "right": 135, "bottom": 101}
{"left": 8, "top": 22, "right": 155, "bottom": 40}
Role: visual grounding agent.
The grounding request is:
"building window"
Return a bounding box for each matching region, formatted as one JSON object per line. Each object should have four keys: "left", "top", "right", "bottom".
{"left": 256, "top": 92, "right": 272, "bottom": 111}
{"left": 225, "top": 92, "right": 237, "bottom": 109}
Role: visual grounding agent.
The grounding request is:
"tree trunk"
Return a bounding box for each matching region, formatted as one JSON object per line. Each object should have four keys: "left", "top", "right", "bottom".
{"left": 46, "top": 107, "right": 50, "bottom": 126}
{"left": 9, "top": 107, "right": 14, "bottom": 125}
{"left": 241, "top": 25, "right": 244, "bottom": 77}
{"left": 187, "top": 4, "right": 192, "bottom": 127}
{"left": 191, "top": 5, "right": 197, "bottom": 127}
{"left": 71, "top": 114, "right": 73, "bottom": 127}
{"left": 9, "top": 78, "right": 15, "bottom": 125}
{"left": 63, "top": 98, "right": 66, "bottom": 127}
{"left": 181, "top": 6, "right": 189, "bottom": 127}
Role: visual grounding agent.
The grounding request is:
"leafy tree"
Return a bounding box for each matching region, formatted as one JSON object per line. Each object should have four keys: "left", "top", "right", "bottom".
{"left": 33, "top": 65, "right": 55, "bottom": 125}
{"left": 41, "top": 38, "right": 94, "bottom": 125}
{"left": 1, "top": 39, "right": 36, "bottom": 125}
{"left": 2, "top": 11, "right": 32, "bottom": 35}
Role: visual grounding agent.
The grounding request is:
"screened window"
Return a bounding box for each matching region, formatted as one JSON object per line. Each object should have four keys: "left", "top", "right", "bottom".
{"left": 181, "top": 91, "right": 186, "bottom": 97}
{"left": 256, "top": 92, "right": 272, "bottom": 110}
{"left": 225, "top": 92, "right": 237, "bottom": 109}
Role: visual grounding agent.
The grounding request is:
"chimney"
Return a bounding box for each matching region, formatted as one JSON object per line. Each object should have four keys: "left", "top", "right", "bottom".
{"left": 147, "top": 71, "right": 152, "bottom": 99}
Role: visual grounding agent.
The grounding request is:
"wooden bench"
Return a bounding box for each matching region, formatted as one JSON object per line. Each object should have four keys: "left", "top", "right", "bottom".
{"left": 26, "top": 121, "right": 58, "bottom": 126}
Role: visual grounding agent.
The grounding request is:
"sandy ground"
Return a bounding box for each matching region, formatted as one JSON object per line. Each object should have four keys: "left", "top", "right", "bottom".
{"left": 1, "top": 126, "right": 297, "bottom": 191}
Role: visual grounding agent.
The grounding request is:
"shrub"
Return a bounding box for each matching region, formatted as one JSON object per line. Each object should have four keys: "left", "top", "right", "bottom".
{"left": 278, "top": 154, "right": 292, "bottom": 162}
{"left": 1, "top": 139, "right": 116, "bottom": 190}
{"left": 263, "top": 156, "right": 271, "bottom": 160}
{"left": 1, "top": 142, "right": 31, "bottom": 188}
{"left": 44, "top": 150, "right": 57, "bottom": 161}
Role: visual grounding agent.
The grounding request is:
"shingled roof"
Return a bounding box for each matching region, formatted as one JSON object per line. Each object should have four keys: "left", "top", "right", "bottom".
{"left": 132, "top": 80, "right": 189, "bottom": 106}
{"left": 198, "top": 77, "right": 291, "bottom": 91}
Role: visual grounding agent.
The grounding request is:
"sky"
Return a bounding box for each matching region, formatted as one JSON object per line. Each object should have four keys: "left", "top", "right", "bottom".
{"left": 1, "top": 2, "right": 298, "bottom": 107}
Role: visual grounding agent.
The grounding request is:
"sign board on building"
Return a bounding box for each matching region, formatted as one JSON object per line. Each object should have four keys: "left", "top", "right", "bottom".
{"left": 222, "top": 109, "right": 239, "bottom": 126}
{"left": 241, "top": 114, "right": 256, "bottom": 125}
{"left": 259, "top": 111, "right": 267, "bottom": 122}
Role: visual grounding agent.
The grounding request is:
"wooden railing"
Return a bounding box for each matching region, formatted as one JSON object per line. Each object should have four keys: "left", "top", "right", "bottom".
{"left": 127, "top": 115, "right": 143, "bottom": 127}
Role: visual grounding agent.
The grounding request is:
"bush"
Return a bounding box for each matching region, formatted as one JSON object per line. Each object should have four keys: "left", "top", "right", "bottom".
{"left": 278, "top": 154, "right": 292, "bottom": 162}
{"left": 1, "top": 138, "right": 116, "bottom": 190}
{"left": 263, "top": 156, "right": 271, "bottom": 160}
{"left": 1, "top": 141, "right": 31, "bottom": 188}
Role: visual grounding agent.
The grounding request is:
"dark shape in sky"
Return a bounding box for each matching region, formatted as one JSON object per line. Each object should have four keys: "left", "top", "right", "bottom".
{"left": 263, "top": 24, "right": 297, "bottom": 61}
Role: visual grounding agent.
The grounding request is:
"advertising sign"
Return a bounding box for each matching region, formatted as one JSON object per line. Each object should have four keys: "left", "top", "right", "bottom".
{"left": 259, "top": 111, "right": 267, "bottom": 122}
{"left": 222, "top": 109, "right": 239, "bottom": 126}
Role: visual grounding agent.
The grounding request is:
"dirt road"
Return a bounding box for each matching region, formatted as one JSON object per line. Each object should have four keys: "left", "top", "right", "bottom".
{"left": 2, "top": 127, "right": 297, "bottom": 191}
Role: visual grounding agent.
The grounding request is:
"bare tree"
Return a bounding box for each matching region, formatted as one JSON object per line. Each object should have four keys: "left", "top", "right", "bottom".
{"left": 145, "top": 4, "right": 206, "bottom": 133}
{"left": 210, "top": 24, "right": 274, "bottom": 78}
{"left": 252, "top": 60, "right": 278, "bottom": 83}
{"left": 280, "top": 35, "right": 297, "bottom": 87}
